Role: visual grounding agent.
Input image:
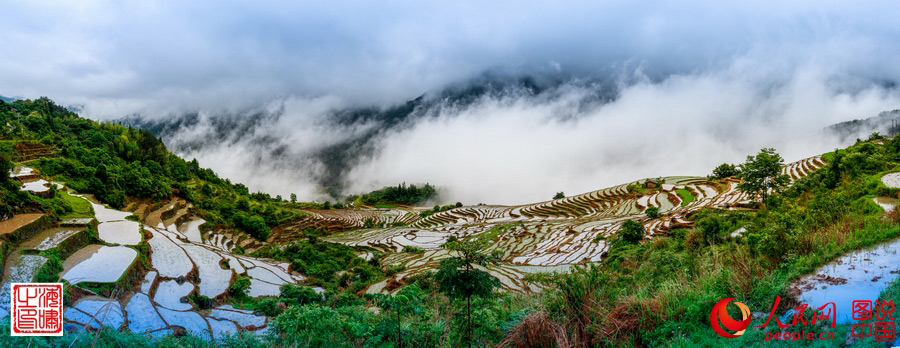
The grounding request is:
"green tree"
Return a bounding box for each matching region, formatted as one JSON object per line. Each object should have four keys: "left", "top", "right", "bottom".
{"left": 618, "top": 219, "right": 645, "bottom": 244}
{"left": 710, "top": 163, "right": 739, "bottom": 179}
{"left": 434, "top": 237, "right": 502, "bottom": 346}
{"left": 553, "top": 192, "right": 565, "bottom": 199}
{"left": 372, "top": 286, "right": 425, "bottom": 347}
{"left": 737, "top": 148, "right": 791, "bottom": 202}
{"left": 823, "top": 150, "right": 843, "bottom": 189}
{"left": 645, "top": 206, "right": 660, "bottom": 219}
{"left": 229, "top": 276, "right": 251, "bottom": 297}
{"left": 290, "top": 193, "right": 297, "bottom": 203}
{"left": 280, "top": 284, "right": 323, "bottom": 305}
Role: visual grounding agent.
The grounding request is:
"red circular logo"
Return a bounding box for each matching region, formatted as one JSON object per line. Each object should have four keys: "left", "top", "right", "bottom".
{"left": 710, "top": 298, "right": 751, "bottom": 338}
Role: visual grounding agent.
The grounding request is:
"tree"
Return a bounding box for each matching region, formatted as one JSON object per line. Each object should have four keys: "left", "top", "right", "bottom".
{"left": 823, "top": 150, "right": 843, "bottom": 189}
{"left": 290, "top": 193, "right": 297, "bottom": 203}
{"left": 553, "top": 192, "right": 565, "bottom": 200}
{"left": 280, "top": 284, "right": 323, "bottom": 306}
{"left": 434, "top": 237, "right": 502, "bottom": 346}
{"left": 645, "top": 206, "right": 660, "bottom": 219}
{"left": 229, "top": 276, "right": 251, "bottom": 297}
{"left": 710, "top": 163, "right": 739, "bottom": 179}
{"left": 618, "top": 219, "right": 645, "bottom": 244}
{"left": 371, "top": 286, "right": 424, "bottom": 348}
{"left": 737, "top": 148, "right": 791, "bottom": 202}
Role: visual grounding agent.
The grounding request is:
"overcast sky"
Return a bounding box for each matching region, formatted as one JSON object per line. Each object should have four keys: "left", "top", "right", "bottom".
{"left": 4, "top": 1, "right": 900, "bottom": 203}
{"left": 2, "top": 1, "right": 900, "bottom": 117}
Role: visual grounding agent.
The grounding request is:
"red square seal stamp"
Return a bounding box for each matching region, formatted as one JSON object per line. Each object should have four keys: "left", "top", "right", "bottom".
{"left": 10, "top": 283, "right": 63, "bottom": 336}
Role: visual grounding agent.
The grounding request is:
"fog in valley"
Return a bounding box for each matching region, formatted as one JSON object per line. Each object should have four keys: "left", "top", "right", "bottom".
{"left": 3, "top": 1, "right": 900, "bottom": 204}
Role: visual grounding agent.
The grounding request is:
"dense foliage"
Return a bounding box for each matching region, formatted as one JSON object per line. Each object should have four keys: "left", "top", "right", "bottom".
{"left": 737, "top": 147, "right": 791, "bottom": 201}
{"left": 0, "top": 151, "right": 27, "bottom": 219}
{"left": 354, "top": 182, "right": 437, "bottom": 206}
{"left": 516, "top": 138, "right": 900, "bottom": 346}
{"left": 709, "top": 162, "right": 740, "bottom": 179}
{"left": 0, "top": 146, "right": 81, "bottom": 220}
{"left": 0, "top": 98, "right": 302, "bottom": 240}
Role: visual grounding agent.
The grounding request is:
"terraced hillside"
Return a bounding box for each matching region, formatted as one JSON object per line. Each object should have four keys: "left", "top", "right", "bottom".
{"left": 0, "top": 155, "right": 828, "bottom": 340}
{"left": 0, "top": 167, "right": 311, "bottom": 341}
{"left": 322, "top": 155, "right": 826, "bottom": 293}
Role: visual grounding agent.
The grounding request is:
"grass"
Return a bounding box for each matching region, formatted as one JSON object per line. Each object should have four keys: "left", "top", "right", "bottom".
{"left": 821, "top": 149, "right": 848, "bottom": 162}
{"left": 604, "top": 216, "right": 900, "bottom": 347}
{"left": 59, "top": 191, "right": 92, "bottom": 219}
{"left": 403, "top": 245, "right": 425, "bottom": 254}
{"left": 374, "top": 203, "right": 398, "bottom": 209}
{"left": 676, "top": 189, "right": 695, "bottom": 207}
{"left": 469, "top": 223, "right": 519, "bottom": 245}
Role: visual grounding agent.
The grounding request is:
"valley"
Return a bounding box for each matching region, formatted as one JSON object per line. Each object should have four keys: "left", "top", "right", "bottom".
{"left": 2, "top": 97, "right": 900, "bottom": 346}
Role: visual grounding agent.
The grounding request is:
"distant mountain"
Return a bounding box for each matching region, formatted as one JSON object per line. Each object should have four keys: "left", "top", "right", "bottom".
{"left": 119, "top": 74, "right": 618, "bottom": 197}
{"left": 0, "top": 96, "right": 18, "bottom": 103}
{"left": 826, "top": 109, "right": 900, "bottom": 142}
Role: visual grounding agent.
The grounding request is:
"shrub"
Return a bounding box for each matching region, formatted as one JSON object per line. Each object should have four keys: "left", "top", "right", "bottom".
{"left": 645, "top": 206, "right": 660, "bottom": 219}
{"left": 229, "top": 276, "right": 251, "bottom": 297}
{"left": 384, "top": 264, "right": 406, "bottom": 277}
{"left": 617, "top": 219, "right": 645, "bottom": 244}
{"left": 271, "top": 305, "right": 380, "bottom": 347}
{"left": 280, "top": 284, "right": 323, "bottom": 305}
{"left": 403, "top": 245, "right": 424, "bottom": 254}
{"left": 255, "top": 298, "right": 283, "bottom": 317}
{"left": 189, "top": 294, "right": 212, "bottom": 310}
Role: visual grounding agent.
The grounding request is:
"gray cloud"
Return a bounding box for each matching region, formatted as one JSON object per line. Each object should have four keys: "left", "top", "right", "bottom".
{"left": 3, "top": 1, "right": 900, "bottom": 203}
{"left": 3, "top": 1, "right": 900, "bottom": 115}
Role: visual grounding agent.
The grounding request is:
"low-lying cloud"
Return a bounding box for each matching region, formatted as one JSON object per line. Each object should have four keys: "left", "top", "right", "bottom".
{"left": 3, "top": 1, "right": 900, "bottom": 204}
{"left": 343, "top": 63, "right": 899, "bottom": 204}
{"left": 165, "top": 59, "right": 900, "bottom": 204}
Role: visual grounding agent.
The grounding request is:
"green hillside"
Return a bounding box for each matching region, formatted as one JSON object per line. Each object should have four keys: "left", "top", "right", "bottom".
{"left": 4, "top": 97, "right": 900, "bottom": 346}
{"left": 1, "top": 97, "right": 303, "bottom": 241}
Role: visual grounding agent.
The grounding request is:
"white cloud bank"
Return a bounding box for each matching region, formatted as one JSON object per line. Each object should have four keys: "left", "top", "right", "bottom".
{"left": 2, "top": 1, "right": 900, "bottom": 203}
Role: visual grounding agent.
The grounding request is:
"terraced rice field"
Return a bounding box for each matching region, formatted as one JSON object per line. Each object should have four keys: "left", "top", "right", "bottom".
{"left": 146, "top": 228, "right": 194, "bottom": 278}
{"left": 883, "top": 172, "right": 900, "bottom": 188}
{"left": 154, "top": 280, "right": 195, "bottom": 310}
{"left": 0, "top": 168, "right": 293, "bottom": 341}
{"left": 61, "top": 245, "right": 137, "bottom": 284}
{"left": 55, "top": 201, "right": 295, "bottom": 339}
{"left": 66, "top": 297, "right": 126, "bottom": 330}
{"left": 98, "top": 220, "right": 142, "bottom": 245}
{"left": 19, "top": 228, "right": 82, "bottom": 251}
{"left": 20, "top": 179, "right": 51, "bottom": 193}
{"left": 874, "top": 197, "right": 898, "bottom": 212}
{"left": 325, "top": 155, "right": 828, "bottom": 293}
{"left": 0, "top": 155, "right": 830, "bottom": 337}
